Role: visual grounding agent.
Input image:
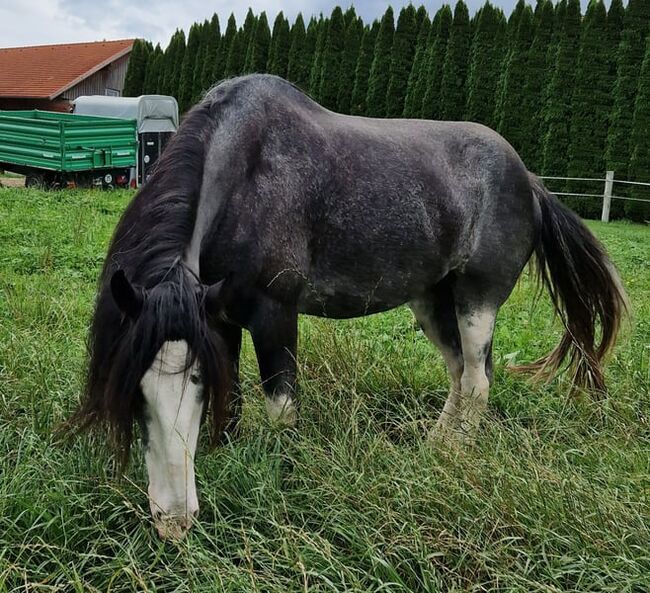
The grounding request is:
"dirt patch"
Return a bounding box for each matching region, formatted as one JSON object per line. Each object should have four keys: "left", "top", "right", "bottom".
{"left": 0, "top": 176, "right": 25, "bottom": 188}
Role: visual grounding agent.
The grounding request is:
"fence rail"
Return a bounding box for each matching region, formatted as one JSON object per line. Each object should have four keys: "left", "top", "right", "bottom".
{"left": 541, "top": 175, "right": 650, "bottom": 188}
{"left": 538, "top": 171, "right": 650, "bottom": 222}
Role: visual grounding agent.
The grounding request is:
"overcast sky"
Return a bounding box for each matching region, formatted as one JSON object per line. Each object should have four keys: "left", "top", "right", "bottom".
{"left": 0, "top": 0, "right": 612, "bottom": 49}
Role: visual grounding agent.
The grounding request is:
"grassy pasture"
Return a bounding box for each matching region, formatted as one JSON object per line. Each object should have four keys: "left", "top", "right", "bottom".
{"left": 0, "top": 187, "right": 648, "bottom": 592}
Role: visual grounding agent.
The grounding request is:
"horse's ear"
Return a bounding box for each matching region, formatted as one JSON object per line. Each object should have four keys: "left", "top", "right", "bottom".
{"left": 110, "top": 270, "right": 143, "bottom": 318}
{"left": 204, "top": 275, "right": 233, "bottom": 316}
{"left": 204, "top": 279, "right": 226, "bottom": 314}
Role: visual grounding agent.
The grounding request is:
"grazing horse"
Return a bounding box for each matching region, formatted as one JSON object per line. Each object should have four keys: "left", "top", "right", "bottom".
{"left": 71, "top": 74, "right": 627, "bottom": 540}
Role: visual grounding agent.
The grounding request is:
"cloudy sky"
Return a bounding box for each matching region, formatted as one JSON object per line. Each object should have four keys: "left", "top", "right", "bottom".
{"left": 1, "top": 0, "right": 609, "bottom": 49}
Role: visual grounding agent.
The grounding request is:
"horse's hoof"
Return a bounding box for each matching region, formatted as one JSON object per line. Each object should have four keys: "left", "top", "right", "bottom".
{"left": 265, "top": 393, "right": 297, "bottom": 427}
{"left": 428, "top": 422, "right": 473, "bottom": 447}
{"left": 154, "top": 514, "right": 194, "bottom": 541}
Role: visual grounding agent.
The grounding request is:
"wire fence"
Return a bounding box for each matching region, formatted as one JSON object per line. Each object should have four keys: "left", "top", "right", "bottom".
{"left": 538, "top": 172, "right": 650, "bottom": 221}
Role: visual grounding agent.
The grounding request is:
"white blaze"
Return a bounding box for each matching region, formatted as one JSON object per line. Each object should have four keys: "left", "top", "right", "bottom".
{"left": 140, "top": 340, "right": 203, "bottom": 538}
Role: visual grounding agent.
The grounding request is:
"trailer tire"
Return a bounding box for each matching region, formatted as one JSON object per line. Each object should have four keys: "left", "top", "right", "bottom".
{"left": 25, "top": 174, "right": 45, "bottom": 189}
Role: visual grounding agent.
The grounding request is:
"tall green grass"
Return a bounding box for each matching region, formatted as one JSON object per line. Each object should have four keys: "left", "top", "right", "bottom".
{"left": 0, "top": 187, "right": 648, "bottom": 592}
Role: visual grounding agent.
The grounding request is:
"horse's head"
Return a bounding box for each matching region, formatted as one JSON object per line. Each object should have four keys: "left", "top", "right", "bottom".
{"left": 95, "top": 267, "right": 230, "bottom": 540}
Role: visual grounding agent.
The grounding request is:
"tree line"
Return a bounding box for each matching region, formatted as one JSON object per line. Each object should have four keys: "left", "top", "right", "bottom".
{"left": 123, "top": 0, "right": 650, "bottom": 221}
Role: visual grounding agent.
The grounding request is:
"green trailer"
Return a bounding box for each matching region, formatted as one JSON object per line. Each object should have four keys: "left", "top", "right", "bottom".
{"left": 0, "top": 110, "right": 137, "bottom": 188}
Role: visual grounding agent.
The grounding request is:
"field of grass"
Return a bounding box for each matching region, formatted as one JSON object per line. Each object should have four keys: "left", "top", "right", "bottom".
{"left": 0, "top": 187, "right": 648, "bottom": 592}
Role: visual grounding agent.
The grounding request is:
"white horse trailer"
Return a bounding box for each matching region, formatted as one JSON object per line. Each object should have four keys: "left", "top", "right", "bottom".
{"left": 73, "top": 95, "right": 179, "bottom": 187}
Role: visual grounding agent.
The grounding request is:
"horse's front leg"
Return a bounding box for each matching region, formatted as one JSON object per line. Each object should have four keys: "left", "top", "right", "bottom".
{"left": 216, "top": 322, "right": 243, "bottom": 440}
{"left": 249, "top": 298, "right": 298, "bottom": 426}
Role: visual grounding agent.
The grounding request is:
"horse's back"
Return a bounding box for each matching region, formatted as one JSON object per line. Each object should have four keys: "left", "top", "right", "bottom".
{"left": 200, "top": 75, "right": 538, "bottom": 316}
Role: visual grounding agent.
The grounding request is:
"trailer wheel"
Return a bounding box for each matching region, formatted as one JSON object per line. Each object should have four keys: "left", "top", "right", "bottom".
{"left": 25, "top": 174, "right": 45, "bottom": 189}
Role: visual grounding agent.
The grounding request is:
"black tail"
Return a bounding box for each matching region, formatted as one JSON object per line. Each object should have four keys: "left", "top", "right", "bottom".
{"left": 516, "top": 174, "right": 629, "bottom": 395}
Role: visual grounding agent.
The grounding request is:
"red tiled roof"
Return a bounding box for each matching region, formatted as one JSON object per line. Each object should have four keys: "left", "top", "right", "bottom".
{"left": 0, "top": 39, "right": 135, "bottom": 99}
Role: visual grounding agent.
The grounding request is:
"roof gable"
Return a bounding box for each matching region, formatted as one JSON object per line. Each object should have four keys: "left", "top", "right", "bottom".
{"left": 0, "top": 39, "right": 135, "bottom": 100}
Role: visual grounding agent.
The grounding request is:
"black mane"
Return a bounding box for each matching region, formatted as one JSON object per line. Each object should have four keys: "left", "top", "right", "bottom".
{"left": 70, "top": 97, "right": 230, "bottom": 464}
{"left": 109, "top": 99, "right": 217, "bottom": 286}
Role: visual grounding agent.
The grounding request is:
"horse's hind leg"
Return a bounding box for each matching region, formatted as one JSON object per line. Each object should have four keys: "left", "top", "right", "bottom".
{"left": 454, "top": 301, "right": 497, "bottom": 438}
{"left": 410, "top": 276, "right": 465, "bottom": 435}
{"left": 451, "top": 262, "right": 524, "bottom": 440}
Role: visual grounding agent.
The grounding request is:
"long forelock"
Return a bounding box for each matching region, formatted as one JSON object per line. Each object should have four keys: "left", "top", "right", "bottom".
{"left": 88, "top": 265, "right": 231, "bottom": 465}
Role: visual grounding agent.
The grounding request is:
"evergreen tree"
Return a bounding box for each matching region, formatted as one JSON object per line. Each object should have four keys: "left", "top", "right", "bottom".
{"left": 225, "top": 8, "right": 256, "bottom": 76}
{"left": 200, "top": 14, "right": 220, "bottom": 90}
{"left": 541, "top": 0, "right": 581, "bottom": 177}
{"left": 385, "top": 4, "right": 418, "bottom": 117}
{"left": 403, "top": 12, "right": 431, "bottom": 117}
{"left": 244, "top": 12, "right": 270, "bottom": 73}
{"left": 546, "top": 0, "right": 567, "bottom": 68}
{"left": 319, "top": 7, "right": 346, "bottom": 110}
{"left": 224, "top": 30, "right": 244, "bottom": 77}
{"left": 299, "top": 17, "right": 320, "bottom": 90}
{"left": 350, "top": 21, "right": 380, "bottom": 115}
{"left": 465, "top": 3, "right": 506, "bottom": 126}
{"left": 607, "top": 0, "right": 625, "bottom": 67}
{"left": 123, "top": 39, "right": 149, "bottom": 97}
{"left": 421, "top": 5, "right": 453, "bottom": 119}
{"left": 287, "top": 14, "right": 308, "bottom": 86}
{"left": 267, "top": 12, "right": 291, "bottom": 77}
{"left": 414, "top": 4, "right": 429, "bottom": 36}
{"left": 160, "top": 30, "right": 186, "bottom": 101}
{"left": 191, "top": 21, "right": 209, "bottom": 102}
{"left": 567, "top": 0, "right": 611, "bottom": 217}
{"left": 309, "top": 17, "right": 328, "bottom": 101}
{"left": 243, "top": 14, "right": 260, "bottom": 72}
{"left": 217, "top": 14, "right": 237, "bottom": 80}
{"left": 241, "top": 8, "right": 258, "bottom": 55}
{"left": 493, "top": 0, "right": 526, "bottom": 122}
{"left": 628, "top": 36, "right": 650, "bottom": 221}
{"left": 536, "top": 0, "right": 566, "bottom": 148}
{"left": 160, "top": 31, "right": 180, "bottom": 96}
{"left": 519, "top": 0, "right": 554, "bottom": 170}
{"left": 172, "top": 33, "right": 186, "bottom": 104}
{"left": 606, "top": 0, "right": 650, "bottom": 184}
{"left": 605, "top": 1, "right": 625, "bottom": 222}
{"left": 605, "top": 0, "right": 625, "bottom": 200}
{"left": 496, "top": 5, "right": 534, "bottom": 154}
{"left": 143, "top": 44, "right": 164, "bottom": 94}
{"left": 439, "top": 0, "right": 471, "bottom": 120}
{"left": 179, "top": 23, "right": 201, "bottom": 112}
{"left": 337, "top": 11, "right": 363, "bottom": 114}
{"left": 505, "top": 0, "right": 526, "bottom": 52}
{"left": 142, "top": 41, "right": 154, "bottom": 83}
{"left": 366, "top": 6, "right": 395, "bottom": 117}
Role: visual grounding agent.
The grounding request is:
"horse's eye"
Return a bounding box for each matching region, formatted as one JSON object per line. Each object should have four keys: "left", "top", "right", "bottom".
{"left": 189, "top": 374, "right": 201, "bottom": 385}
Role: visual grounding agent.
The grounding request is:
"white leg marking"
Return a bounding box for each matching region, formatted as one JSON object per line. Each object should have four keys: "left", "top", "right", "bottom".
{"left": 410, "top": 301, "right": 464, "bottom": 436}
{"left": 457, "top": 310, "right": 495, "bottom": 438}
{"left": 434, "top": 347, "right": 464, "bottom": 434}
{"left": 265, "top": 391, "right": 297, "bottom": 427}
{"left": 140, "top": 340, "right": 203, "bottom": 540}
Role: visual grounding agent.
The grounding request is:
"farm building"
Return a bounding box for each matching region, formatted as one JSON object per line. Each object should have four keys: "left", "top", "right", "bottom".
{"left": 0, "top": 39, "right": 135, "bottom": 112}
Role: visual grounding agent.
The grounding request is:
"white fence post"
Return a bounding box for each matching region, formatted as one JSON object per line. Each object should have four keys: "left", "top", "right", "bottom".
{"left": 601, "top": 170, "right": 614, "bottom": 222}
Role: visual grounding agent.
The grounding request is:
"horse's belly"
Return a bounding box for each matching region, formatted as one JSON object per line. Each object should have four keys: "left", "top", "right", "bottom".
{"left": 297, "top": 289, "right": 404, "bottom": 318}
{"left": 296, "top": 264, "right": 445, "bottom": 319}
